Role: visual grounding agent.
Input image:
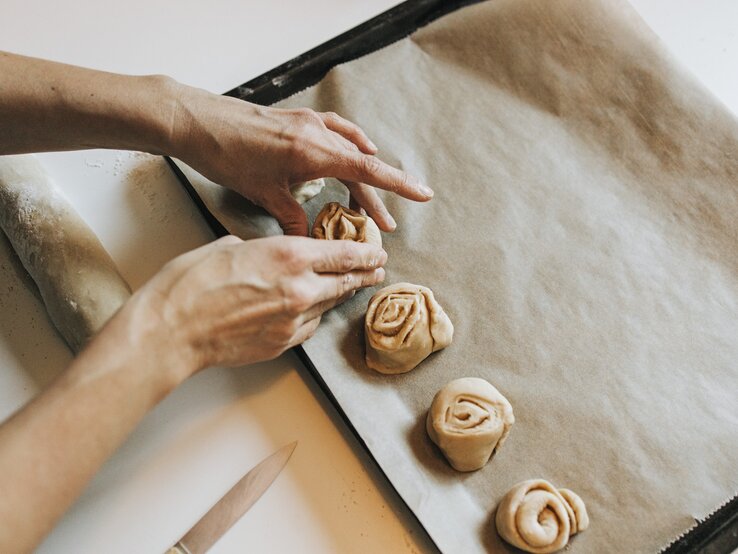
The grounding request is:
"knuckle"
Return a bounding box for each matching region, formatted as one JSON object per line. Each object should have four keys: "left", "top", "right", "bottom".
{"left": 335, "top": 244, "right": 359, "bottom": 272}
{"left": 294, "top": 108, "right": 322, "bottom": 127}
{"left": 293, "top": 120, "right": 312, "bottom": 136}
{"left": 395, "top": 170, "right": 411, "bottom": 192}
{"left": 338, "top": 255, "right": 355, "bottom": 274}
{"left": 285, "top": 110, "right": 323, "bottom": 159}
{"left": 337, "top": 272, "right": 355, "bottom": 295}
{"left": 356, "top": 154, "right": 382, "bottom": 177}
{"left": 274, "top": 243, "right": 307, "bottom": 272}
{"left": 283, "top": 281, "right": 314, "bottom": 315}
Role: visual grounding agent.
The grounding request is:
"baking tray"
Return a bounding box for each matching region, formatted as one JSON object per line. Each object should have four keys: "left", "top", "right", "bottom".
{"left": 164, "top": 1, "right": 738, "bottom": 551}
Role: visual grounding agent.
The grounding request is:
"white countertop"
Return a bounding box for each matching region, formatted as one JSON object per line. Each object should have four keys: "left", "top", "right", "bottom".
{"left": 1, "top": 1, "right": 736, "bottom": 552}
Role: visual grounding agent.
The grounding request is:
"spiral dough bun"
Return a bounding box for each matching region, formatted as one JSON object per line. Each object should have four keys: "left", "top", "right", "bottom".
{"left": 426, "top": 377, "right": 514, "bottom": 471}
{"left": 495, "top": 479, "right": 589, "bottom": 553}
{"left": 311, "top": 202, "right": 381, "bottom": 247}
{"left": 364, "top": 282, "right": 453, "bottom": 374}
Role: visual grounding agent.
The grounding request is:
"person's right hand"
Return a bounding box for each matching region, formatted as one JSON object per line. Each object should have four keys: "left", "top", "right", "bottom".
{"left": 130, "top": 235, "right": 386, "bottom": 378}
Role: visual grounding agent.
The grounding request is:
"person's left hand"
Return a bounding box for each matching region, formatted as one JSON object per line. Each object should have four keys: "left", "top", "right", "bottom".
{"left": 169, "top": 84, "right": 434, "bottom": 235}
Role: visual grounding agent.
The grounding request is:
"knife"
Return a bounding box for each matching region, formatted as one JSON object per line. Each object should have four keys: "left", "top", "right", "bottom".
{"left": 166, "top": 441, "right": 297, "bottom": 554}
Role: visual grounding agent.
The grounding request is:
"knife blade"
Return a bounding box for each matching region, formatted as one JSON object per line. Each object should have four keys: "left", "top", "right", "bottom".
{"left": 166, "top": 441, "right": 297, "bottom": 554}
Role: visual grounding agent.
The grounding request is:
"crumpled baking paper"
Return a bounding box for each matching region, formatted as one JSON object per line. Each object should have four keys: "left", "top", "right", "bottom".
{"left": 178, "top": 0, "right": 738, "bottom": 551}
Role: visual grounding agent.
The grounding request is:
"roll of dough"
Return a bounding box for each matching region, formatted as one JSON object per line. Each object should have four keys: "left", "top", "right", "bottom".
{"left": 426, "top": 377, "right": 514, "bottom": 471}
{"left": 364, "top": 282, "right": 453, "bottom": 374}
{"left": 312, "top": 202, "right": 381, "bottom": 247}
{"left": 0, "top": 155, "right": 131, "bottom": 352}
{"left": 495, "top": 479, "right": 589, "bottom": 554}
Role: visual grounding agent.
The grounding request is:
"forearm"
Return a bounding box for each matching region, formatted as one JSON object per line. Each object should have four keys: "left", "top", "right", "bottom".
{"left": 0, "top": 51, "right": 179, "bottom": 155}
{"left": 0, "top": 293, "right": 195, "bottom": 553}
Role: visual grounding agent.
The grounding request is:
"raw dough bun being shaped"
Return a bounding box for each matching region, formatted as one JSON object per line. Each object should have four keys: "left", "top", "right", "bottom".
{"left": 0, "top": 155, "right": 131, "bottom": 352}
{"left": 312, "top": 201, "right": 381, "bottom": 247}
{"left": 496, "top": 479, "right": 589, "bottom": 554}
{"left": 364, "top": 283, "right": 453, "bottom": 374}
{"left": 426, "top": 377, "right": 514, "bottom": 471}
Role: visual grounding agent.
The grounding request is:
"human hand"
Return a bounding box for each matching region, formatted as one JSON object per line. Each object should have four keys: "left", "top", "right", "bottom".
{"left": 169, "top": 85, "right": 434, "bottom": 235}
{"left": 133, "top": 235, "right": 386, "bottom": 376}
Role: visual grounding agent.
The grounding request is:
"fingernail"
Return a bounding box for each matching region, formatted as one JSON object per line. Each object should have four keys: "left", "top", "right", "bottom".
{"left": 368, "top": 139, "right": 378, "bottom": 151}
{"left": 376, "top": 267, "right": 386, "bottom": 281}
{"left": 386, "top": 213, "right": 397, "bottom": 231}
{"left": 420, "top": 183, "right": 434, "bottom": 198}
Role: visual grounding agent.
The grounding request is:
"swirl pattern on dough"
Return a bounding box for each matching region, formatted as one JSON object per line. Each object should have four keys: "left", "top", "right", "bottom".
{"left": 426, "top": 377, "right": 514, "bottom": 471}
{"left": 495, "top": 479, "right": 589, "bottom": 554}
{"left": 312, "top": 202, "right": 381, "bottom": 247}
{"left": 364, "top": 283, "right": 453, "bottom": 374}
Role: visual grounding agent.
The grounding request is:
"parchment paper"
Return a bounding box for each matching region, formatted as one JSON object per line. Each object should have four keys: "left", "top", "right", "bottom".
{"left": 179, "top": 0, "right": 738, "bottom": 551}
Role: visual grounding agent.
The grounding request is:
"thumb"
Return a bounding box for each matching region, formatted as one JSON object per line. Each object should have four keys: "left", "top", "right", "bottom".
{"left": 262, "top": 189, "right": 309, "bottom": 236}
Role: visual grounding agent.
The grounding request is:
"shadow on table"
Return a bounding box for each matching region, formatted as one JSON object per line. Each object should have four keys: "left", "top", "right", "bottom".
{"left": 290, "top": 348, "right": 441, "bottom": 554}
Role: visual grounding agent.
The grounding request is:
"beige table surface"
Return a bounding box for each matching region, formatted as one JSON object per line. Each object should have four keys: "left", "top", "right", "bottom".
{"left": 0, "top": 1, "right": 736, "bottom": 552}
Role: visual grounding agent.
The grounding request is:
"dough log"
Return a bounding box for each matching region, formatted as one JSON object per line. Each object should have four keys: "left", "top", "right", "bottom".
{"left": 364, "top": 282, "right": 453, "bottom": 374}
{"left": 495, "top": 479, "right": 589, "bottom": 554}
{"left": 0, "top": 155, "right": 131, "bottom": 352}
{"left": 312, "top": 202, "right": 381, "bottom": 247}
{"left": 426, "top": 377, "right": 514, "bottom": 471}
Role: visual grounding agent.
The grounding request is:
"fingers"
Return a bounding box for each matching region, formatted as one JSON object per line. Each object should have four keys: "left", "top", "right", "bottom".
{"left": 331, "top": 151, "right": 433, "bottom": 202}
{"left": 301, "top": 290, "right": 355, "bottom": 322}
{"left": 317, "top": 115, "right": 432, "bottom": 208}
{"left": 260, "top": 189, "right": 309, "bottom": 236}
{"left": 287, "top": 316, "right": 321, "bottom": 348}
{"left": 319, "top": 111, "right": 377, "bottom": 155}
{"left": 286, "top": 267, "right": 384, "bottom": 349}
{"left": 312, "top": 268, "right": 385, "bottom": 306}
{"left": 308, "top": 239, "right": 387, "bottom": 273}
{"left": 344, "top": 180, "right": 396, "bottom": 232}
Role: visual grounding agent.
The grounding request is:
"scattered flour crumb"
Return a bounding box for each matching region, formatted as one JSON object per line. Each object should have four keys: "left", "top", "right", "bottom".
{"left": 112, "top": 153, "right": 125, "bottom": 176}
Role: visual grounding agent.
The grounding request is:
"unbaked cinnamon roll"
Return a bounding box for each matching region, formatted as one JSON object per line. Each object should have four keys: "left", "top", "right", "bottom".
{"left": 426, "top": 377, "right": 514, "bottom": 471}
{"left": 364, "top": 283, "right": 453, "bottom": 374}
{"left": 312, "top": 202, "right": 381, "bottom": 247}
{"left": 495, "top": 479, "right": 589, "bottom": 553}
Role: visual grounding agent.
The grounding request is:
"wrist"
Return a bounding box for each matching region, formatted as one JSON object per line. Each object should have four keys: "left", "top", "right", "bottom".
{"left": 103, "top": 289, "right": 201, "bottom": 395}
{"left": 160, "top": 82, "right": 263, "bottom": 169}
{"left": 157, "top": 80, "right": 207, "bottom": 163}
{"left": 132, "top": 74, "right": 186, "bottom": 156}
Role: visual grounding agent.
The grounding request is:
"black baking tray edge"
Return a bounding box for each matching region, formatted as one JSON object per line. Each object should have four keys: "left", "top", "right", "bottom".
{"left": 164, "top": 1, "right": 738, "bottom": 552}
